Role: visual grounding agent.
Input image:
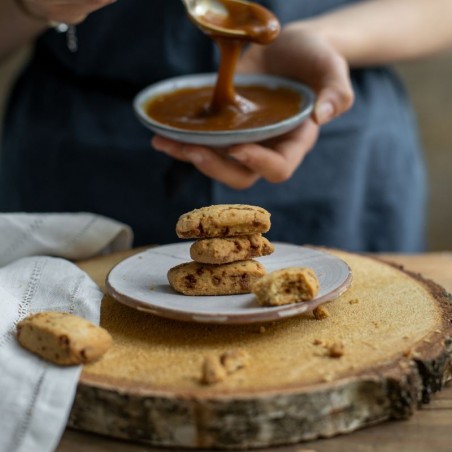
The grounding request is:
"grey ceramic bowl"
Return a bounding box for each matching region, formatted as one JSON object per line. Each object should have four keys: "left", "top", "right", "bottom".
{"left": 134, "top": 73, "right": 315, "bottom": 147}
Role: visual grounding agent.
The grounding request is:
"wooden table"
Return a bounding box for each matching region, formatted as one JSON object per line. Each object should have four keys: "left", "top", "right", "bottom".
{"left": 57, "top": 252, "right": 452, "bottom": 452}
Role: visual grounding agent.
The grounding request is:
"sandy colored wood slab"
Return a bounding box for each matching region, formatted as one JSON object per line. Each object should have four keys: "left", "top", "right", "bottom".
{"left": 68, "top": 249, "right": 452, "bottom": 449}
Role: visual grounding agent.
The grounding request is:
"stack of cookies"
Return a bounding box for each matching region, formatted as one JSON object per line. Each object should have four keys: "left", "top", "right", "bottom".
{"left": 167, "top": 204, "right": 274, "bottom": 296}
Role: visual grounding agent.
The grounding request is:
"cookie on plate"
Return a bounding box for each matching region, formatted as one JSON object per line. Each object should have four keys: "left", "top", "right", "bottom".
{"left": 190, "top": 234, "right": 274, "bottom": 264}
{"left": 176, "top": 204, "right": 271, "bottom": 239}
{"left": 168, "top": 259, "right": 266, "bottom": 295}
{"left": 251, "top": 267, "right": 320, "bottom": 306}
{"left": 16, "top": 311, "right": 112, "bottom": 365}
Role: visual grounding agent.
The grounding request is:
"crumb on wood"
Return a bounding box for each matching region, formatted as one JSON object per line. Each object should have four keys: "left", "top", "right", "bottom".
{"left": 322, "top": 373, "right": 334, "bottom": 382}
{"left": 200, "top": 349, "right": 250, "bottom": 385}
{"left": 348, "top": 298, "right": 360, "bottom": 305}
{"left": 201, "top": 356, "right": 226, "bottom": 385}
{"left": 327, "top": 342, "right": 344, "bottom": 358}
{"left": 313, "top": 338, "right": 324, "bottom": 346}
{"left": 313, "top": 305, "right": 330, "bottom": 320}
{"left": 220, "top": 349, "right": 250, "bottom": 374}
{"left": 402, "top": 349, "right": 412, "bottom": 358}
{"left": 258, "top": 326, "right": 266, "bottom": 334}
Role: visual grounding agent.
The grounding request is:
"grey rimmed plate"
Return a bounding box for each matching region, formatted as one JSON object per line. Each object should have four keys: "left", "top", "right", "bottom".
{"left": 105, "top": 242, "right": 352, "bottom": 325}
{"left": 133, "top": 73, "right": 315, "bottom": 147}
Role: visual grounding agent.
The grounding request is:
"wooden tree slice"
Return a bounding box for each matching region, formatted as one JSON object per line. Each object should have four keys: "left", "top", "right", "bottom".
{"left": 69, "top": 250, "right": 452, "bottom": 449}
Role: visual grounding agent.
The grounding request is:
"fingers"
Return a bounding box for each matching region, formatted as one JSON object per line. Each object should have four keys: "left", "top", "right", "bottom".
{"left": 152, "top": 136, "right": 260, "bottom": 189}
{"left": 152, "top": 118, "right": 319, "bottom": 188}
{"left": 313, "top": 53, "right": 355, "bottom": 125}
{"left": 241, "top": 24, "right": 355, "bottom": 127}
{"left": 228, "top": 119, "right": 319, "bottom": 183}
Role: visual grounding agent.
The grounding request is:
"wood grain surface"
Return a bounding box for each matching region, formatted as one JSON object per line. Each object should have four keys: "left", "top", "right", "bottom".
{"left": 56, "top": 251, "right": 452, "bottom": 452}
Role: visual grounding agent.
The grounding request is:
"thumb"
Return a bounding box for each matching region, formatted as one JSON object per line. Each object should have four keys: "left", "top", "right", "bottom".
{"left": 314, "top": 82, "right": 355, "bottom": 125}
{"left": 313, "top": 62, "right": 355, "bottom": 125}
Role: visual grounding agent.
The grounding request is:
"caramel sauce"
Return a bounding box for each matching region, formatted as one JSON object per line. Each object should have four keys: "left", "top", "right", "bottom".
{"left": 146, "top": 0, "right": 301, "bottom": 132}
{"left": 146, "top": 85, "right": 301, "bottom": 131}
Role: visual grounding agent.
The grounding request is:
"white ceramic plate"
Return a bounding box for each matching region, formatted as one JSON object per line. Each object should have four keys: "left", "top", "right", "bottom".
{"left": 105, "top": 243, "right": 352, "bottom": 325}
{"left": 134, "top": 73, "right": 315, "bottom": 147}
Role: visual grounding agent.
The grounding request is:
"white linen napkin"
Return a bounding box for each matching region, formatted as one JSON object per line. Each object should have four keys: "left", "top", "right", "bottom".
{"left": 0, "top": 213, "right": 133, "bottom": 452}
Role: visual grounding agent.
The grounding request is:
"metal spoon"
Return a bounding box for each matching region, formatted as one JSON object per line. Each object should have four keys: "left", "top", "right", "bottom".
{"left": 181, "top": 0, "right": 247, "bottom": 38}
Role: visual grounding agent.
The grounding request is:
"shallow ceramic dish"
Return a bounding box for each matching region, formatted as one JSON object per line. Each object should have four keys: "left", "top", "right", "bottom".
{"left": 133, "top": 73, "right": 315, "bottom": 147}
{"left": 105, "top": 242, "right": 352, "bottom": 325}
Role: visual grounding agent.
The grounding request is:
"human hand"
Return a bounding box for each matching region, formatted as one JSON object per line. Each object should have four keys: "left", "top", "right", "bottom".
{"left": 237, "top": 22, "right": 354, "bottom": 126}
{"left": 152, "top": 118, "right": 319, "bottom": 189}
{"left": 20, "top": 0, "right": 116, "bottom": 24}
{"left": 152, "top": 22, "right": 353, "bottom": 189}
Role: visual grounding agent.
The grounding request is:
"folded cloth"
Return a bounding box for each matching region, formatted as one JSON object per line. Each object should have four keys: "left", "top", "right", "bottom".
{"left": 0, "top": 213, "right": 133, "bottom": 452}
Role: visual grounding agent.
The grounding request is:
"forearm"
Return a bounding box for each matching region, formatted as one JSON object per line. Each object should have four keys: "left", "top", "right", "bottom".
{"left": 300, "top": 0, "right": 452, "bottom": 66}
{"left": 0, "top": 0, "right": 47, "bottom": 62}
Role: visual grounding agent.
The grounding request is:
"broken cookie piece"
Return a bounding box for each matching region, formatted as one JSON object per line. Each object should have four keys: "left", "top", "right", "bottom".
{"left": 16, "top": 311, "right": 112, "bottom": 366}
{"left": 251, "top": 267, "right": 320, "bottom": 306}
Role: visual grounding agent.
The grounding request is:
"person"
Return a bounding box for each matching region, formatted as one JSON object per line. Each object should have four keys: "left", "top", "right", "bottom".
{"left": 0, "top": 0, "right": 451, "bottom": 250}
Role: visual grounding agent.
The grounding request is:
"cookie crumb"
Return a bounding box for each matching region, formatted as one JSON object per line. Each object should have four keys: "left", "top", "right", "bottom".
{"left": 313, "top": 305, "right": 330, "bottom": 320}
{"left": 327, "top": 342, "right": 344, "bottom": 358}
{"left": 201, "top": 355, "right": 227, "bottom": 385}
{"left": 220, "top": 349, "right": 250, "bottom": 374}
{"left": 348, "top": 298, "right": 360, "bottom": 305}
{"left": 313, "top": 338, "right": 324, "bottom": 346}
{"left": 201, "top": 349, "right": 250, "bottom": 384}
{"left": 259, "top": 326, "right": 266, "bottom": 334}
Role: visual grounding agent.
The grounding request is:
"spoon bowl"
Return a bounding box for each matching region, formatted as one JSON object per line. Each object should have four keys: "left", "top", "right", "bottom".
{"left": 181, "top": 0, "right": 249, "bottom": 38}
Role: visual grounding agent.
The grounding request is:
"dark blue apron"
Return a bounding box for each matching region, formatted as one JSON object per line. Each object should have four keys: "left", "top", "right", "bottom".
{"left": 0, "top": 0, "right": 426, "bottom": 251}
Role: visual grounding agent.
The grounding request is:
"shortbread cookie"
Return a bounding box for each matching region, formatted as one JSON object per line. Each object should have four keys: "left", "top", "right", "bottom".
{"left": 167, "top": 260, "right": 266, "bottom": 295}
{"left": 176, "top": 204, "right": 271, "bottom": 239}
{"left": 16, "top": 311, "right": 112, "bottom": 366}
{"left": 251, "top": 267, "right": 320, "bottom": 306}
{"left": 190, "top": 234, "right": 274, "bottom": 264}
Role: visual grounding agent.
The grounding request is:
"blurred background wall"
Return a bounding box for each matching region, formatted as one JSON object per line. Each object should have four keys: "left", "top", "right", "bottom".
{"left": 0, "top": 49, "right": 451, "bottom": 251}
{"left": 397, "top": 53, "right": 452, "bottom": 251}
